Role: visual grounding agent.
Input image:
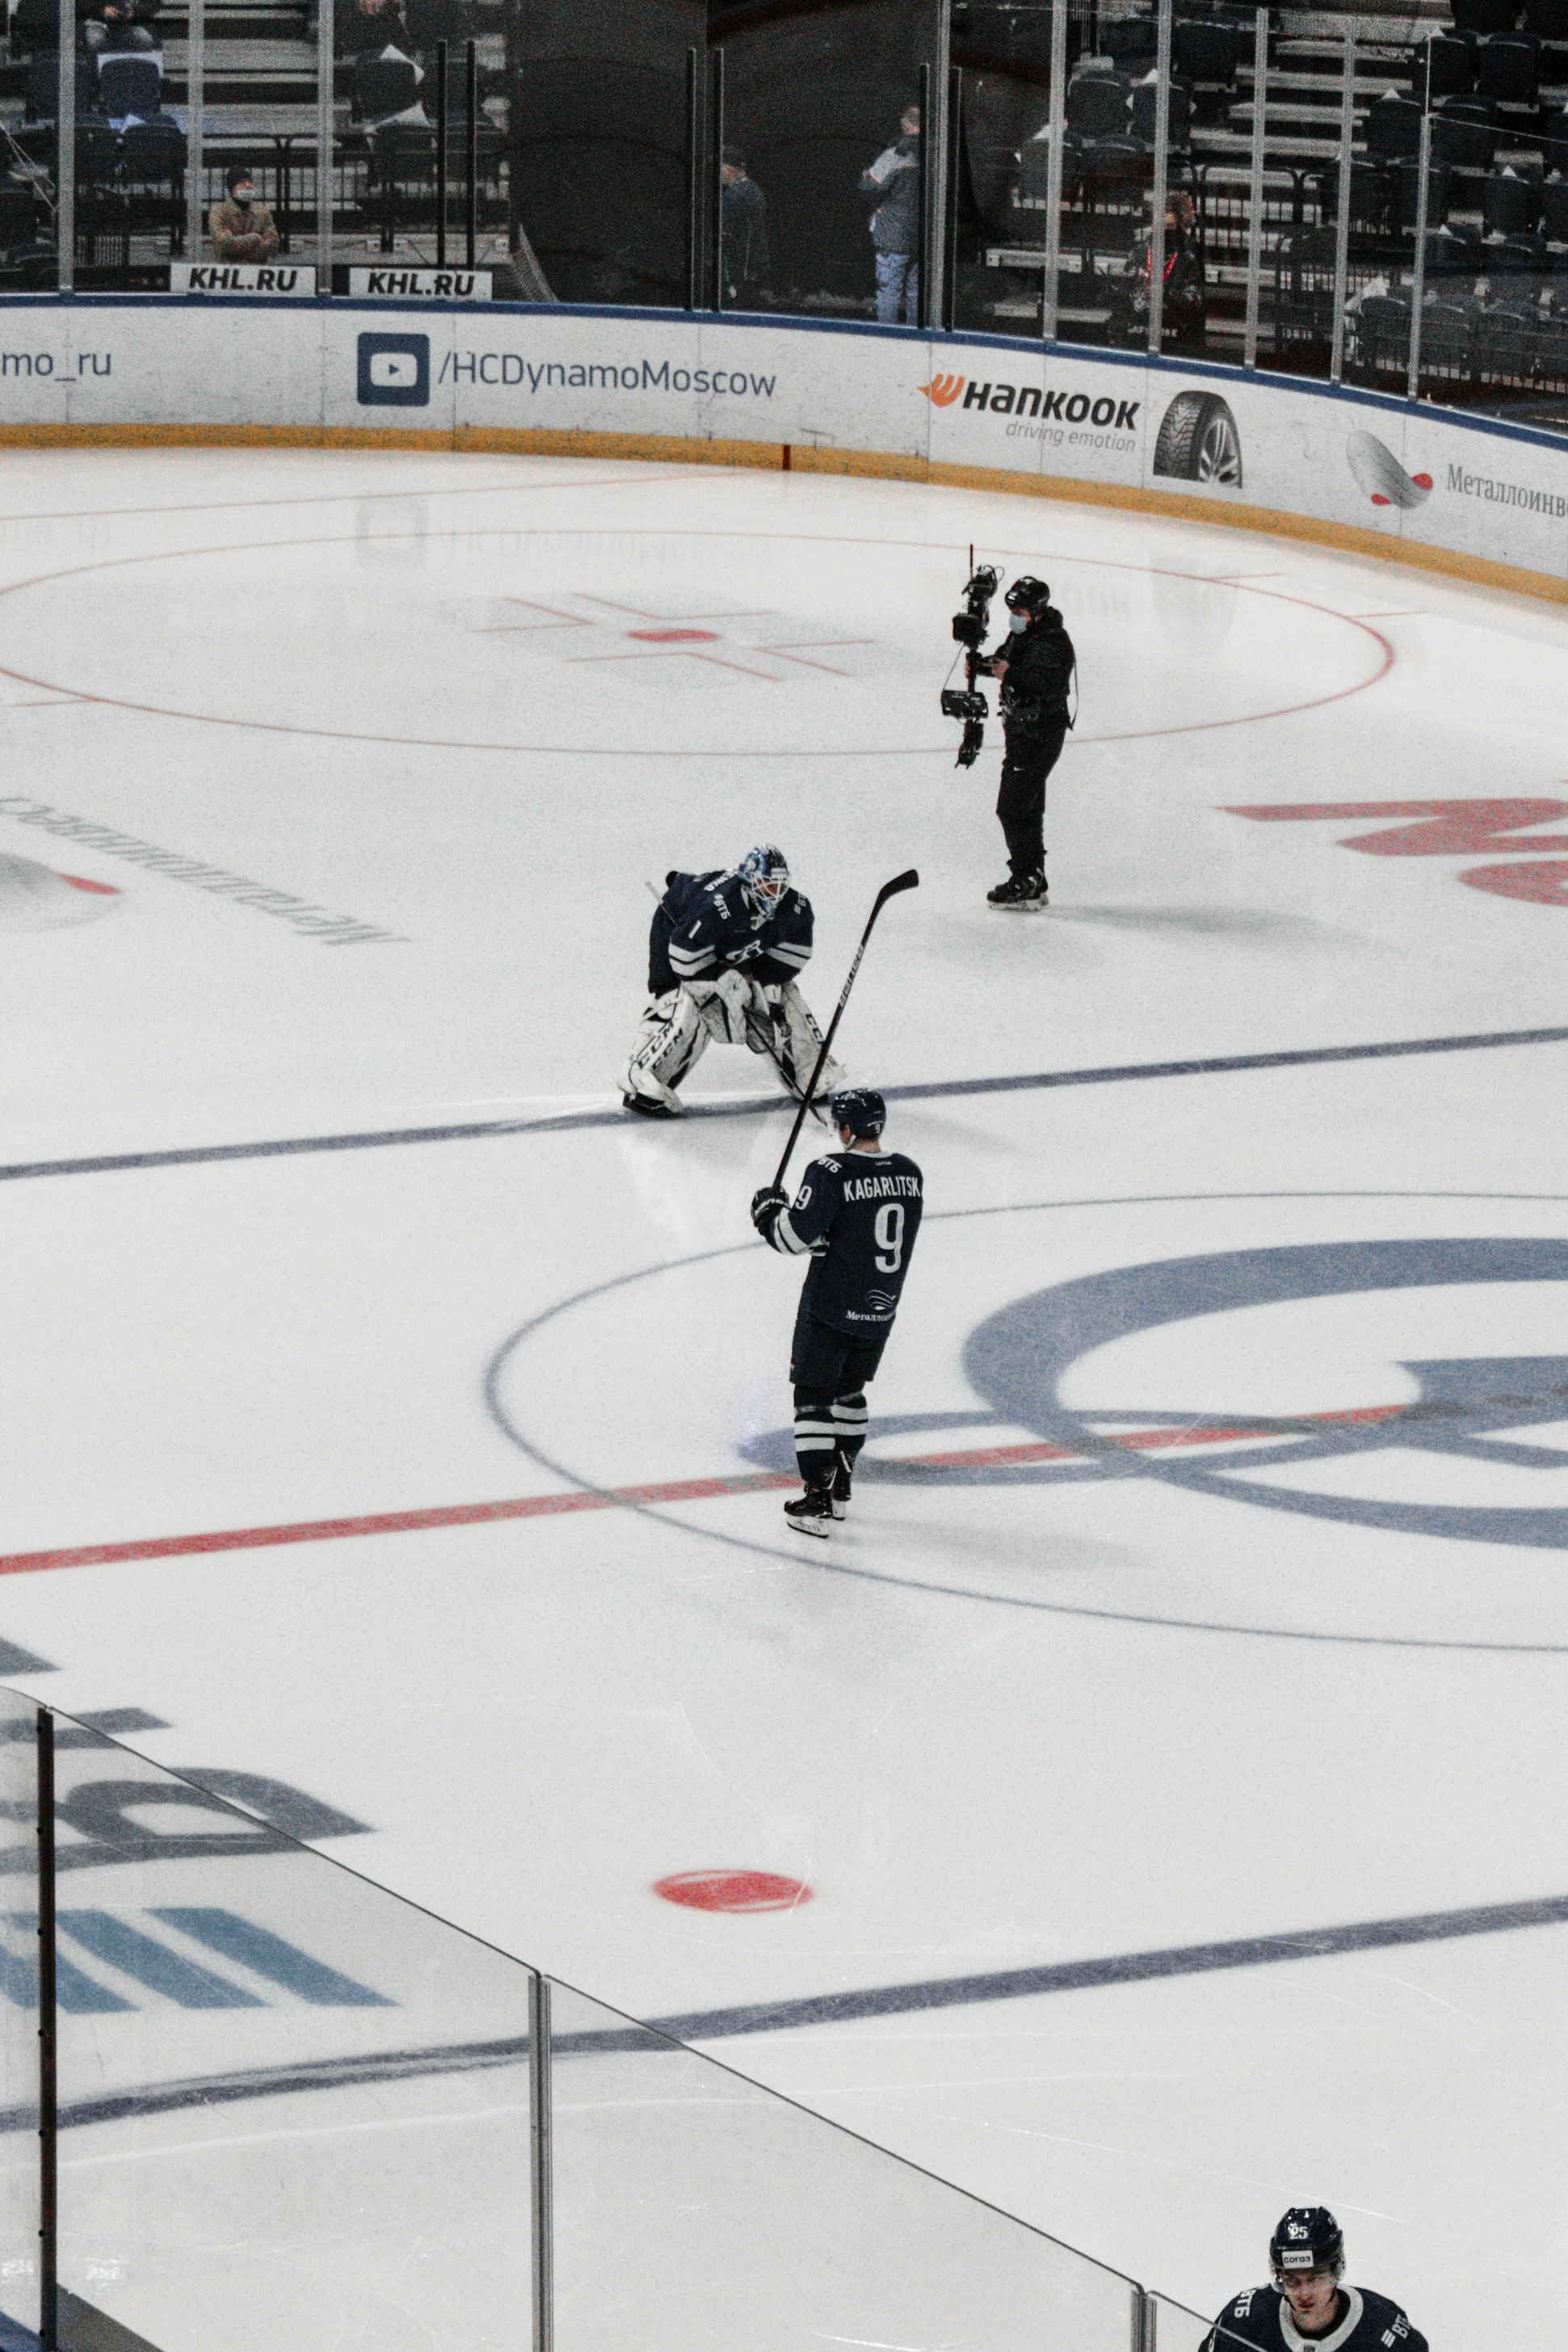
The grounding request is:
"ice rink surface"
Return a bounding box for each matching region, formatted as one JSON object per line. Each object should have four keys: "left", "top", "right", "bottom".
{"left": 2, "top": 444, "right": 1566, "bottom": 2345}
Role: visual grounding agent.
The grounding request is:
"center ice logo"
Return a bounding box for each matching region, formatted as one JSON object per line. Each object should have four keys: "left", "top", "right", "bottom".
{"left": 741, "top": 1236, "right": 1568, "bottom": 1547}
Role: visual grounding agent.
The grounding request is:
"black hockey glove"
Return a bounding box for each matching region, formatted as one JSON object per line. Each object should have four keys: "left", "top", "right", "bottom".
{"left": 750, "top": 1185, "right": 788, "bottom": 1238}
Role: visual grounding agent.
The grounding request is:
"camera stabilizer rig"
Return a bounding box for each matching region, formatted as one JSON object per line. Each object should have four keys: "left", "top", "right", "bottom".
{"left": 940, "top": 556, "right": 1001, "bottom": 768}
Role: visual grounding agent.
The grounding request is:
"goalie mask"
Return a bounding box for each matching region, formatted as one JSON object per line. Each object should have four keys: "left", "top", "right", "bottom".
{"left": 738, "top": 843, "right": 789, "bottom": 917}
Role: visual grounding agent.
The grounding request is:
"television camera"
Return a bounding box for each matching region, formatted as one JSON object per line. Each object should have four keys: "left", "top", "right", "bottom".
{"left": 940, "top": 562, "right": 1001, "bottom": 768}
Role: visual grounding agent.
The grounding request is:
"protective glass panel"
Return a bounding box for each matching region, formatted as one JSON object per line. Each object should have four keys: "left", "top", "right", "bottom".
{"left": 0, "top": 1693, "right": 40, "bottom": 2344}
{"left": 549, "top": 1975, "right": 1138, "bottom": 2352}
{"left": 951, "top": 3, "right": 1070, "bottom": 342}
{"left": 503, "top": 0, "right": 704, "bottom": 308}
{"left": 52, "top": 1722, "right": 531, "bottom": 2352}
{"left": 718, "top": 0, "right": 944, "bottom": 326}
{"left": 1152, "top": 2289, "right": 1257, "bottom": 2352}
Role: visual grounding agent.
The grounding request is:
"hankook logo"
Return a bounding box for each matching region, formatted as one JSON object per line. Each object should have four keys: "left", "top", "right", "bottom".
{"left": 920, "top": 373, "right": 1139, "bottom": 428}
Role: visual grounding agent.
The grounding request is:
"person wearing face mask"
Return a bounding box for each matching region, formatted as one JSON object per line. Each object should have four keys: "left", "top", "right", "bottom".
{"left": 210, "top": 164, "right": 280, "bottom": 263}
{"left": 1204, "top": 2208, "right": 1427, "bottom": 2352}
{"left": 973, "top": 575, "right": 1075, "bottom": 910}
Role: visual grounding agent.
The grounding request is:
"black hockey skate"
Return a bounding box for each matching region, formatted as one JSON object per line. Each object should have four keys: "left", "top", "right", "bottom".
{"left": 987, "top": 872, "right": 1048, "bottom": 910}
{"left": 829, "top": 1458, "right": 852, "bottom": 1520}
{"left": 622, "top": 1091, "right": 680, "bottom": 1119}
{"left": 784, "top": 1487, "right": 834, "bottom": 1539}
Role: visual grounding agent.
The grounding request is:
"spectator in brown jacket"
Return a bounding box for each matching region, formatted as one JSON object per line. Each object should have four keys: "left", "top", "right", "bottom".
{"left": 210, "top": 164, "right": 280, "bottom": 263}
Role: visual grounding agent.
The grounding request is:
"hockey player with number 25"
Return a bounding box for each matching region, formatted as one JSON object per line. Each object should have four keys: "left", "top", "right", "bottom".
{"left": 751, "top": 1088, "right": 923, "bottom": 1540}
{"left": 1205, "top": 2209, "right": 1427, "bottom": 2352}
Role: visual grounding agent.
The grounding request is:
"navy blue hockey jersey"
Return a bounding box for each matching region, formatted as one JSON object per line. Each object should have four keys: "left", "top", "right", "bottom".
{"left": 767, "top": 1148, "right": 924, "bottom": 1333}
{"left": 649, "top": 869, "right": 813, "bottom": 996}
{"left": 1204, "top": 2286, "right": 1427, "bottom": 2352}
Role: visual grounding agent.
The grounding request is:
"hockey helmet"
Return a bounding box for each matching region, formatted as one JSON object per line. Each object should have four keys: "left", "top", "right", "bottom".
{"left": 738, "top": 843, "right": 789, "bottom": 915}
{"left": 830, "top": 1087, "right": 885, "bottom": 1140}
{"left": 1004, "top": 574, "right": 1051, "bottom": 616}
{"left": 1270, "top": 2211, "right": 1344, "bottom": 2283}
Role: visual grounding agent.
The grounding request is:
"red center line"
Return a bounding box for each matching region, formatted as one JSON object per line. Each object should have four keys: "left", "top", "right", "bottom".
{"left": 0, "top": 1407, "right": 1416, "bottom": 1580}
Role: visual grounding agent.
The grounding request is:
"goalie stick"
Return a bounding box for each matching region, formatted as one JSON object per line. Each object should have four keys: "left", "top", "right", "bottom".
{"left": 770, "top": 869, "right": 919, "bottom": 1193}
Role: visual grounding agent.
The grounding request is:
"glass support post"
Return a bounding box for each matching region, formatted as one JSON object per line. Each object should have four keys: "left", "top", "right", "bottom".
{"left": 1040, "top": 0, "right": 1068, "bottom": 344}
{"left": 464, "top": 40, "right": 476, "bottom": 267}
{"left": 708, "top": 44, "right": 724, "bottom": 309}
{"left": 529, "top": 1974, "right": 553, "bottom": 2352}
{"left": 918, "top": 57, "right": 931, "bottom": 326}
{"left": 1146, "top": 0, "right": 1173, "bottom": 354}
{"left": 54, "top": 0, "right": 73, "bottom": 292}
{"left": 36, "top": 1710, "right": 56, "bottom": 2352}
{"left": 435, "top": 38, "right": 448, "bottom": 267}
{"left": 942, "top": 60, "right": 961, "bottom": 330}
{"left": 925, "top": 0, "right": 952, "bottom": 328}
{"left": 1406, "top": 102, "right": 1431, "bottom": 401}
{"left": 1242, "top": 6, "right": 1267, "bottom": 365}
{"left": 685, "top": 45, "right": 700, "bottom": 309}
{"left": 185, "top": 0, "right": 204, "bottom": 259}
{"left": 316, "top": 0, "right": 334, "bottom": 290}
{"left": 1329, "top": 23, "right": 1356, "bottom": 382}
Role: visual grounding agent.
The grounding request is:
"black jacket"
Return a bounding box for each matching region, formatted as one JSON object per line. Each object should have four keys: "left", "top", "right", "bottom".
{"left": 860, "top": 136, "right": 921, "bottom": 255}
{"left": 721, "top": 172, "right": 771, "bottom": 299}
{"left": 994, "top": 608, "right": 1075, "bottom": 737}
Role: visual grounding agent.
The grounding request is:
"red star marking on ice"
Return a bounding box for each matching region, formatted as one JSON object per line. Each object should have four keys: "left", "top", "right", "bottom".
{"left": 473, "top": 593, "right": 871, "bottom": 681}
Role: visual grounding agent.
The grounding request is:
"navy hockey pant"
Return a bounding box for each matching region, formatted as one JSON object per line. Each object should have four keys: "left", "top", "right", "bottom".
{"left": 997, "top": 717, "right": 1068, "bottom": 879}
{"left": 790, "top": 1307, "right": 889, "bottom": 1492}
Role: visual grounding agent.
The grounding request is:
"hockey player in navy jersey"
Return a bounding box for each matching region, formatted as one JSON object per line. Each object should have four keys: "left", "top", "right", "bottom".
{"left": 750, "top": 1089, "right": 923, "bottom": 1538}
{"left": 621, "top": 844, "right": 847, "bottom": 1118}
{"left": 1205, "top": 2211, "right": 1427, "bottom": 2352}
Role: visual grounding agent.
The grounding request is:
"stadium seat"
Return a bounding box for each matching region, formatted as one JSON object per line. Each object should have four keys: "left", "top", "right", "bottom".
{"left": 1484, "top": 228, "right": 1549, "bottom": 292}
{"left": 1356, "top": 288, "right": 1411, "bottom": 372}
{"left": 1450, "top": 0, "right": 1520, "bottom": 34}
{"left": 1432, "top": 98, "right": 1499, "bottom": 166}
{"left": 1484, "top": 160, "right": 1544, "bottom": 229}
{"left": 1079, "top": 133, "right": 1153, "bottom": 198}
{"left": 350, "top": 50, "right": 418, "bottom": 121}
{"left": 1103, "top": 15, "right": 1157, "bottom": 67}
{"left": 1541, "top": 109, "right": 1568, "bottom": 167}
{"left": 1542, "top": 173, "right": 1568, "bottom": 237}
{"left": 1475, "top": 31, "right": 1541, "bottom": 99}
{"left": 1476, "top": 298, "right": 1541, "bottom": 372}
{"left": 1423, "top": 220, "right": 1482, "bottom": 277}
{"left": 96, "top": 49, "right": 161, "bottom": 119}
{"left": 1317, "top": 158, "right": 1392, "bottom": 233}
{"left": 0, "top": 179, "right": 35, "bottom": 247}
{"left": 1419, "top": 292, "right": 1482, "bottom": 369}
{"left": 1129, "top": 74, "right": 1192, "bottom": 147}
{"left": 1394, "top": 154, "right": 1455, "bottom": 229}
{"left": 6, "top": 0, "right": 56, "bottom": 55}
{"left": 1523, "top": 0, "right": 1568, "bottom": 39}
{"left": 1410, "top": 29, "right": 1476, "bottom": 98}
{"left": 1365, "top": 91, "right": 1425, "bottom": 160}
{"left": 1174, "top": 17, "right": 1239, "bottom": 85}
{"left": 1066, "top": 69, "right": 1132, "bottom": 138}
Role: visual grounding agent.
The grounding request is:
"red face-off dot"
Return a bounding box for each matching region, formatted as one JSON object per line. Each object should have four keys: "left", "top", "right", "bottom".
{"left": 628, "top": 627, "right": 721, "bottom": 643}
{"left": 654, "top": 1870, "right": 813, "bottom": 1913}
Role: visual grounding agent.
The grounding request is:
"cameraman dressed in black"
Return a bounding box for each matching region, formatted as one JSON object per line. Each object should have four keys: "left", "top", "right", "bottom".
{"left": 977, "top": 576, "right": 1075, "bottom": 910}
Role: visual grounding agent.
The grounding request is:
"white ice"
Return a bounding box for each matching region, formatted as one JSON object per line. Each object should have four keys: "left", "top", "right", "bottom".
{"left": 0, "top": 445, "right": 1566, "bottom": 2351}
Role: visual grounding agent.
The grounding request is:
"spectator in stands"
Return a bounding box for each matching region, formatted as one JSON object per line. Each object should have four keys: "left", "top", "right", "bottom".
{"left": 860, "top": 102, "right": 922, "bottom": 325}
{"left": 1116, "top": 187, "right": 1204, "bottom": 349}
{"left": 720, "top": 145, "right": 771, "bottom": 309}
{"left": 211, "top": 163, "right": 280, "bottom": 263}
{"left": 78, "top": 0, "right": 158, "bottom": 57}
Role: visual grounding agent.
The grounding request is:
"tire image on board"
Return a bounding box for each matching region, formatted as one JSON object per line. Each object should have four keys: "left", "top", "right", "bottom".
{"left": 1153, "top": 391, "right": 1243, "bottom": 486}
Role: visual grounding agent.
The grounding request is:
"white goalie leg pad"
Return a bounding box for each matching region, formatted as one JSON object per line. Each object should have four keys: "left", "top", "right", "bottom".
{"left": 620, "top": 987, "right": 708, "bottom": 1111}
{"left": 687, "top": 969, "right": 755, "bottom": 1048}
{"left": 771, "top": 982, "right": 847, "bottom": 1105}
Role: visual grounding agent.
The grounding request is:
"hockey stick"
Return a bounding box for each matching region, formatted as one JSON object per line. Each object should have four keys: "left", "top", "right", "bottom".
{"left": 770, "top": 869, "right": 919, "bottom": 1192}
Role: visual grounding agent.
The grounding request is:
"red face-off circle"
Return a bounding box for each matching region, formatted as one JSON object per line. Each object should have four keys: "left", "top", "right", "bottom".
{"left": 627, "top": 627, "right": 721, "bottom": 643}
{"left": 654, "top": 1870, "right": 813, "bottom": 1913}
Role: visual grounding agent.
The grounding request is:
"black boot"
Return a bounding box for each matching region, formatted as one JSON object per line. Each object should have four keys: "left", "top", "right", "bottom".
{"left": 830, "top": 1454, "right": 853, "bottom": 1520}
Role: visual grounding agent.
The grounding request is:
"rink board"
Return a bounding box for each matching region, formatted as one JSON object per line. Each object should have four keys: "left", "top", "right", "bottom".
{"left": 0, "top": 301, "right": 1566, "bottom": 600}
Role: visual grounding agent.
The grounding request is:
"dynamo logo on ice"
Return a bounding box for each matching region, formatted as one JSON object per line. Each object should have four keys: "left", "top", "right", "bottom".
{"left": 742, "top": 1237, "right": 1568, "bottom": 1548}
{"left": 356, "top": 332, "right": 431, "bottom": 407}
{"left": 1346, "top": 429, "right": 1432, "bottom": 510}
